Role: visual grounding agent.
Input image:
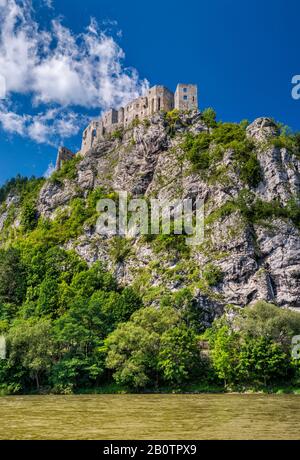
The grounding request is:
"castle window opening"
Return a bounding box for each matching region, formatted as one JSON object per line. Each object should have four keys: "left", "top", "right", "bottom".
{"left": 183, "top": 95, "right": 188, "bottom": 100}
{"left": 158, "top": 97, "right": 161, "bottom": 111}
{"left": 183, "top": 88, "right": 187, "bottom": 92}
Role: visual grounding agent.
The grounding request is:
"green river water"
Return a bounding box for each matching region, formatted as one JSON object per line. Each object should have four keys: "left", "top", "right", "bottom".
{"left": 1, "top": 394, "right": 299, "bottom": 440}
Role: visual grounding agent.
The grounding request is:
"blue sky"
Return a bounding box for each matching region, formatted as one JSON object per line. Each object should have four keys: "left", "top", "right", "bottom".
{"left": 0, "top": 0, "right": 299, "bottom": 184}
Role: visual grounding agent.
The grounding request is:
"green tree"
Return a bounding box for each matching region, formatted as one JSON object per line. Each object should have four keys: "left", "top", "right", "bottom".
{"left": 209, "top": 325, "right": 240, "bottom": 386}
{"left": 235, "top": 301, "right": 300, "bottom": 350}
{"left": 158, "top": 325, "right": 201, "bottom": 385}
{"left": 70, "top": 261, "right": 117, "bottom": 298}
{"left": 201, "top": 107, "right": 217, "bottom": 128}
{"left": 237, "top": 337, "right": 292, "bottom": 385}
{"left": 0, "top": 248, "right": 27, "bottom": 307}
{"left": 7, "top": 318, "right": 54, "bottom": 391}
{"left": 21, "top": 201, "right": 38, "bottom": 231}
{"left": 105, "top": 307, "right": 180, "bottom": 388}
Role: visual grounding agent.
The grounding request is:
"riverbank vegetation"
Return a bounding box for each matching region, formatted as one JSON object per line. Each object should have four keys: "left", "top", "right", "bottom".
{"left": 0, "top": 230, "right": 300, "bottom": 394}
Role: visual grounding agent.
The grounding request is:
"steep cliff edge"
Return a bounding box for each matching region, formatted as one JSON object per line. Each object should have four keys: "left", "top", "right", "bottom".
{"left": 2, "top": 111, "right": 300, "bottom": 320}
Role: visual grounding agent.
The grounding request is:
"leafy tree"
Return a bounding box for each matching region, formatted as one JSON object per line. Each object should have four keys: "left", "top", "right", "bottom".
{"left": 70, "top": 261, "right": 117, "bottom": 299}
{"left": 235, "top": 301, "right": 300, "bottom": 350}
{"left": 201, "top": 107, "right": 217, "bottom": 128}
{"left": 0, "top": 248, "right": 27, "bottom": 306}
{"left": 7, "top": 318, "right": 54, "bottom": 391}
{"left": 36, "top": 276, "right": 60, "bottom": 317}
{"left": 237, "top": 337, "right": 292, "bottom": 385}
{"left": 51, "top": 286, "right": 142, "bottom": 390}
{"left": 160, "top": 288, "right": 205, "bottom": 333}
{"left": 158, "top": 325, "right": 201, "bottom": 385}
{"left": 21, "top": 201, "right": 38, "bottom": 232}
{"left": 209, "top": 325, "right": 240, "bottom": 386}
{"left": 105, "top": 307, "right": 180, "bottom": 388}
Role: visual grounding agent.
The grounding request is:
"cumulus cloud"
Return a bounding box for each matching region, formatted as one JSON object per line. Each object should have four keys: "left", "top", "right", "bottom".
{"left": 0, "top": 102, "right": 88, "bottom": 145}
{"left": 0, "top": 0, "right": 149, "bottom": 145}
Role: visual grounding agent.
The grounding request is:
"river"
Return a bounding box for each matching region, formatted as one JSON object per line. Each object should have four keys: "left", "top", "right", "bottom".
{"left": 1, "top": 394, "right": 299, "bottom": 439}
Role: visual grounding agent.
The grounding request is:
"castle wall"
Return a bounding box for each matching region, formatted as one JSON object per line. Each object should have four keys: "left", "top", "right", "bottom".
{"left": 122, "top": 86, "right": 174, "bottom": 128}
{"left": 79, "top": 83, "right": 198, "bottom": 156}
{"left": 81, "top": 120, "right": 101, "bottom": 156}
{"left": 123, "top": 96, "right": 148, "bottom": 126}
{"left": 174, "top": 84, "right": 198, "bottom": 111}
{"left": 56, "top": 146, "right": 75, "bottom": 170}
{"left": 146, "top": 86, "right": 174, "bottom": 116}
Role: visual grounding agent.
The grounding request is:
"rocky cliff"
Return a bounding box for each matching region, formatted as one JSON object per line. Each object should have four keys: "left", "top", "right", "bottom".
{"left": 3, "top": 111, "right": 300, "bottom": 322}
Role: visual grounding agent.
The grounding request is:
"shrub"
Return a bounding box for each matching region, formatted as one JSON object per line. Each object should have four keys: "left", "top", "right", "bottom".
{"left": 21, "top": 201, "right": 38, "bottom": 232}
{"left": 110, "top": 129, "right": 123, "bottom": 141}
{"left": 202, "top": 263, "right": 223, "bottom": 286}
{"left": 165, "top": 109, "right": 181, "bottom": 137}
{"left": 152, "top": 233, "right": 190, "bottom": 258}
{"left": 182, "top": 121, "right": 261, "bottom": 186}
{"left": 50, "top": 155, "right": 82, "bottom": 184}
{"left": 201, "top": 107, "right": 217, "bottom": 128}
{"left": 109, "top": 236, "right": 132, "bottom": 263}
{"left": 182, "top": 132, "right": 211, "bottom": 170}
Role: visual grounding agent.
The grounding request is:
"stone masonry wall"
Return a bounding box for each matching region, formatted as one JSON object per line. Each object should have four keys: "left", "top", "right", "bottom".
{"left": 174, "top": 84, "right": 198, "bottom": 111}
{"left": 56, "top": 146, "right": 75, "bottom": 170}
{"left": 79, "top": 83, "right": 198, "bottom": 156}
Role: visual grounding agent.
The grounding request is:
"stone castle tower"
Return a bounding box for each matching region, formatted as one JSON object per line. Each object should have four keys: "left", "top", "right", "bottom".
{"left": 175, "top": 84, "right": 198, "bottom": 111}
{"left": 56, "top": 83, "right": 198, "bottom": 167}
{"left": 80, "top": 83, "right": 198, "bottom": 157}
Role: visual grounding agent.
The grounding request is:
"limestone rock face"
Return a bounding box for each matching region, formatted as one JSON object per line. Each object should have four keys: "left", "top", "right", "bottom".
{"left": 38, "top": 180, "right": 81, "bottom": 218}
{"left": 4, "top": 112, "right": 299, "bottom": 321}
{"left": 256, "top": 146, "right": 300, "bottom": 203}
{"left": 246, "top": 117, "right": 279, "bottom": 142}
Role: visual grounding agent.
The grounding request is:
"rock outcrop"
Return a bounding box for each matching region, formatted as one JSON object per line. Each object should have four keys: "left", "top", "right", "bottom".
{"left": 4, "top": 112, "right": 300, "bottom": 319}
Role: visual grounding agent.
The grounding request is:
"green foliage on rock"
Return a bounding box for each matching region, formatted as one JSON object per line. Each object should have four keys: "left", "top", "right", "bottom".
{"left": 203, "top": 263, "right": 224, "bottom": 287}
{"left": 206, "top": 189, "right": 300, "bottom": 230}
{"left": 50, "top": 155, "right": 82, "bottom": 184}
{"left": 182, "top": 120, "right": 262, "bottom": 187}
{"left": 201, "top": 107, "right": 217, "bottom": 128}
{"left": 109, "top": 236, "right": 132, "bottom": 263}
{"left": 0, "top": 175, "right": 44, "bottom": 205}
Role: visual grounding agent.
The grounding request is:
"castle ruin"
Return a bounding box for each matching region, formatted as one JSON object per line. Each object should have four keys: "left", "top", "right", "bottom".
{"left": 81, "top": 83, "right": 198, "bottom": 157}
{"left": 56, "top": 83, "right": 198, "bottom": 167}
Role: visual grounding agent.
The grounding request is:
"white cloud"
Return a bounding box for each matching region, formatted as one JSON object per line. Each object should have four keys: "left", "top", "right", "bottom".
{"left": 43, "top": 161, "right": 55, "bottom": 178}
{"left": 0, "top": 0, "right": 149, "bottom": 145}
{"left": 0, "top": 102, "right": 88, "bottom": 145}
{"left": 0, "top": 108, "right": 29, "bottom": 136}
